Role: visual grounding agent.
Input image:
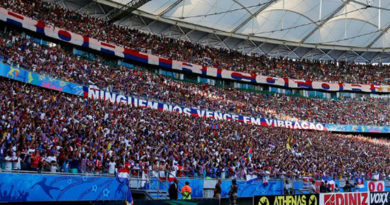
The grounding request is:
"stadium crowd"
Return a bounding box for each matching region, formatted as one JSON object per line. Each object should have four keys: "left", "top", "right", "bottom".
{"left": 0, "top": 79, "right": 389, "bottom": 180}
{"left": 0, "top": 28, "right": 389, "bottom": 126}
{"left": 1, "top": 0, "right": 390, "bottom": 85}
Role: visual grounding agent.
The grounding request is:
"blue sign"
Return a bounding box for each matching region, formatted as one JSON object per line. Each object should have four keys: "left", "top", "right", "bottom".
{"left": 325, "top": 123, "right": 390, "bottom": 133}
{"left": 220, "top": 180, "right": 283, "bottom": 197}
{"left": 0, "top": 173, "right": 127, "bottom": 202}
{"left": 0, "top": 62, "right": 84, "bottom": 96}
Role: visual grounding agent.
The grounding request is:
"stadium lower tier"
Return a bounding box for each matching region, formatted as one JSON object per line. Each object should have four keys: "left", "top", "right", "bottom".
{"left": 0, "top": 26, "right": 389, "bottom": 126}
{"left": 0, "top": 78, "right": 389, "bottom": 179}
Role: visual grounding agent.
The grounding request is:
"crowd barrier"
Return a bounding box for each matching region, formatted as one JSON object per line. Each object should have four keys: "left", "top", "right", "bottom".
{"left": 0, "top": 172, "right": 283, "bottom": 202}
{"left": 134, "top": 199, "right": 219, "bottom": 205}
{"left": 4, "top": 192, "right": 390, "bottom": 205}
{"left": 0, "top": 7, "right": 389, "bottom": 94}
{"left": 0, "top": 172, "right": 389, "bottom": 202}
{"left": 253, "top": 192, "right": 390, "bottom": 205}
{"left": 135, "top": 198, "right": 253, "bottom": 205}
{"left": 0, "top": 173, "right": 127, "bottom": 202}
{"left": 1, "top": 201, "right": 124, "bottom": 205}
{"left": 4, "top": 199, "right": 248, "bottom": 205}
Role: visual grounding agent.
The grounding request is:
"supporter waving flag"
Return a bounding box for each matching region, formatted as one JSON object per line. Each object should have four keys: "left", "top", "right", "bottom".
{"left": 248, "top": 148, "right": 253, "bottom": 161}
{"left": 210, "top": 124, "right": 220, "bottom": 130}
{"left": 355, "top": 177, "right": 364, "bottom": 188}
{"left": 322, "top": 176, "right": 335, "bottom": 191}
{"left": 115, "top": 167, "right": 133, "bottom": 205}
{"left": 303, "top": 176, "right": 313, "bottom": 185}
{"left": 373, "top": 172, "right": 380, "bottom": 180}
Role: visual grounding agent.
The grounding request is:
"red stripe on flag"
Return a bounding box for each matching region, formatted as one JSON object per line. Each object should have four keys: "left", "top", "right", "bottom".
{"left": 83, "top": 36, "right": 89, "bottom": 42}
{"left": 159, "top": 57, "right": 172, "bottom": 64}
{"left": 251, "top": 74, "right": 257, "bottom": 79}
{"left": 36, "top": 21, "right": 45, "bottom": 28}
{"left": 124, "top": 48, "right": 138, "bottom": 55}
{"left": 101, "top": 42, "right": 115, "bottom": 49}
{"left": 124, "top": 48, "right": 148, "bottom": 59}
{"left": 8, "top": 11, "right": 24, "bottom": 20}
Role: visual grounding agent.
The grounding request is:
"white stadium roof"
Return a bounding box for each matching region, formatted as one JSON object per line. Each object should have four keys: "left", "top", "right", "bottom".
{"left": 54, "top": 0, "right": 390, "bottom": 62}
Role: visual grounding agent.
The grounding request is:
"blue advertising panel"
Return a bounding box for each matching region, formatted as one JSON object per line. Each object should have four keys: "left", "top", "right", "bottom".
{"left": 220, "top": 180, "right": 283, "bottom": 198}
{"left": 325, "top": 124, "right": 390, "bottom": 133}
{"left": 0, "top": 62, "right": 84, "bottom": 96}
{"left": 0, "top": 173, "right": 127, "bottom": 202}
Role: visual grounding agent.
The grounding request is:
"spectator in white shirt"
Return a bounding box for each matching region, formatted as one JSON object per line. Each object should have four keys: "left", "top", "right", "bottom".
{"left": 108, "top": 158, "right": 116, "bottom": 174}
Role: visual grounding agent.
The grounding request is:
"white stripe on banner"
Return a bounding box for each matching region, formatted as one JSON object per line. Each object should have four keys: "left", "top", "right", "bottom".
{"left": 87, "top": 86, "right": 327, "bottom": 131}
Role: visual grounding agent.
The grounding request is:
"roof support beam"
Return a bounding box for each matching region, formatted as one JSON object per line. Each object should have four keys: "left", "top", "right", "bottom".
{"left": 194, "top": 32, "right": 210, "bottom": 44}
{"left": 158, "top": 0, "right": 183, "bottom": 17}
{"left": 370, "top": 52, "right": 383, "bottom": 63}
{"left": 230, "top": 39, "right": 245, "bottom": 50}
{"left": 177, "top": 26, "right": 192, "bottom": 41}
{"left": 231, "top": 0, "right": 278, "bottom": 33}
{"left": 95, "top": 0, "right": 122, "bottom": 9}
{"left": 97, "top": 3, "right": 106, "bottom": 14}
{"left": 286, "top": 47, "right": 300, "bottom": 59}
{"left": 106, "top": 0, "right": 151, "bottom": 23}
{"left": 249, "top": 42, "right": 265, "bottom": 54}
{"left": 351, "top": 50, "right": 369, "bottom": 62}
{"left": 320, "top": 49, "right": 335, "bottom": 61}
{"left": 157, "top": 24, "right": 173, "bottom": 34}
{"left": 214, "top": 34, "right": 229, "bottom": 49}
{"left": 336, "top": 51, "right": 349, "bottom": 61}
{"left": 300, "top": 0, "right": 351, "bottom": 43}
{"left": 367, "top": 25, "right": 390, "bottom": 48}
{"left": 299, "top": 48, "right": 315, "bottom": 59}
{"left": 232, "top": 0, "right": 254, "bottom": 16}
{"left": 76, "top": 1, "right": 94, "bottom": 13}
{"left": 180, "top": 29, "right": 195, "bottom": 41}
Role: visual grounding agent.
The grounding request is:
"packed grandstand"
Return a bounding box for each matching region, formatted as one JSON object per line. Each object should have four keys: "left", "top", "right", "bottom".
{"left": 0, "top": 0, "right": 389, "bottom": 184}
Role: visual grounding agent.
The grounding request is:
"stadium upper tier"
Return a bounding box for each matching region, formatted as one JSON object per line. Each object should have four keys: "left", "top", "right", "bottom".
{"left": 1, "top": 27, "right": 389, "bottom": 126}
{"left": 0, "top": 78, "right": 389, "bottom": 178}
{"left": 1, "top": 0, "right": 389, "bottom": 86}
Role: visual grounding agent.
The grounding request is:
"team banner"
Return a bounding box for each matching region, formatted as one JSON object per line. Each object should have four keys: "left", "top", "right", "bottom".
{"left": 320, "top": 192, "right": 369, "bottom": 205}
{"left": 254, "top": 194, "right": 319, "bottom": 205}
{"left": 370, "top": 192, "right": 390, "bottom": 205}
{"left": 86, "top": 86, "right": 390, "bottom": 133}
{"left": 1, "top": 8, "right": 389, "bottom": 94}
{"left": 86, "top": 86, "right": 326, "bottom": 131}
